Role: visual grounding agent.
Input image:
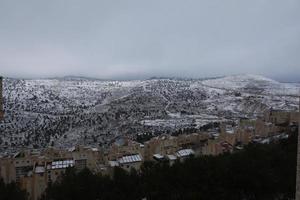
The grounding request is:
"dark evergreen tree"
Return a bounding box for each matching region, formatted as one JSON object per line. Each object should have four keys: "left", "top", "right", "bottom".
{"left": 0, "top": 179, "right": 28, "bottom": 200}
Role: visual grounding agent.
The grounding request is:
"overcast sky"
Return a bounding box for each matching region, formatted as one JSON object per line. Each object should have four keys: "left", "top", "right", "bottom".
{"left": 0, "top": 0, "right": 299, "bottom": 81}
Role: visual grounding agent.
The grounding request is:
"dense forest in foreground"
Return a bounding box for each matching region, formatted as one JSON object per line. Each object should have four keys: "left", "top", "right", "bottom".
{"left": 1, "top": 129, "right": 297, "bottom": 200}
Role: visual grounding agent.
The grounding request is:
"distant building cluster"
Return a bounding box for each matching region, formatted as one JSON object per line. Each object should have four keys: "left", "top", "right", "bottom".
{"left": 202, "top": 109, "right": 298, "bottom": 156}
{"left": 0, "top": 109, "right": 299, "bottom": 200}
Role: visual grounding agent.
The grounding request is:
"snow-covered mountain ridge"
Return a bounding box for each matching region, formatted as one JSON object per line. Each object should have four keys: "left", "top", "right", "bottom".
{"left": 202, "top": 74, "right": 299, "bottom": 95}
{"left": 0, "top": 74, "right": 299, "bottom": 151}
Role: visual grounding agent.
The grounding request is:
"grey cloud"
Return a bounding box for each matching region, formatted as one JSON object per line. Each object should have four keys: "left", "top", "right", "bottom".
{"left": 0, "top": 0, "right": 299, "bottom": 81}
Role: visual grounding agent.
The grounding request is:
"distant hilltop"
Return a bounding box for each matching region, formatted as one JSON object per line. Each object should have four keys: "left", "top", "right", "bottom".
{"left": 2, "top": 74, "right": 299, "bottom": 83}
{"left": 0, "top": 73, "right": 299, "bottom": 151}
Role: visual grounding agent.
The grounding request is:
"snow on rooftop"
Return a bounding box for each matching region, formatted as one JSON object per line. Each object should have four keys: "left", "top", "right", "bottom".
{"left": 35, "top": 166, "right": 45, "bottom": 174}
{"left": 68, "top": 147, "right": 76, "bottom": 152}
{"left": 153, "top": 154, "right": 164, "bottom": 160}
{"left": 50, "top": 160, "right": 74, "bottom": 169}
{"left": 118, "top": 154, "right": 142, "bottom": 164}
{"left": 260, "top": 138, "right": 270, "bottom": 144}
{"left": 176, "top": 149, "right": 195, "bottom": 157}
{"left": 166, "top": 154, "right": 177, "bottom": 161}
{"left": 108, "top": 161, "right": 119, "bottom": 167}
{"left": 91, "top": 148, "right": 98, "bottom": 152}
{"left": 13, "top": 152, "right": 22, "bottom": 158}
{"left": 226, "top": 129, "right": 235, "bottom": 134}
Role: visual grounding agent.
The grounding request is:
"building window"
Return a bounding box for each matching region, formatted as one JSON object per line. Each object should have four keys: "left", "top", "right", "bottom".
{"left": 75, "top": 159, "right": 87, "bottom": 171}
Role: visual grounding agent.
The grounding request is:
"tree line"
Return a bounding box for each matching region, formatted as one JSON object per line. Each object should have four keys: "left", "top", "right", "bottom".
{"left": 42, "top": 131, "right": 297, "bottom": 200}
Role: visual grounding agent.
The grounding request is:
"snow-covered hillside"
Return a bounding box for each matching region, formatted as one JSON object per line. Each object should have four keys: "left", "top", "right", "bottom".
{"left": 0, "top": 75, "right": 299, "bottom": 151}
{"left": 202, "top": 74, "right": 299, "bottom": 96}
{"left": 203, "top": 74, "right": 278, "bottom": 88}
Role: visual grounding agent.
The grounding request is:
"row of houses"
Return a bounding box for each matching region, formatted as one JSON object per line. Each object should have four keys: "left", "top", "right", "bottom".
{"left": 0, "top": 109, "right": 298, "bottom": 200}
{"left": 0, "top": 146, "right": 103, "bottom": 200}
{"left": 0, "top": 133, "right": 208, "bottom": 200}
{"left": 203, "top": 109, "right": 299, "bottom": 155}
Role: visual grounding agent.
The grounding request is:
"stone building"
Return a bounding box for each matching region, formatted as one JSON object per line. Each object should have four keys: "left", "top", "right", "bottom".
{"left": 143, "top": 135, "right": 178, "bottom": 160}
{"left": 143, "top": 133, "right": 209, "bottom": 160}
{"left": 219, "top": 125, "right": 236, "bottom": 146}
{"left": 68, "top": 146, "right": 105, "bottom": 172}
{"left": 0, "top": 146, "right": 104, "bottom": 200}
{"left": 235, "top": 127, "right": 254, "bottom": 145}
{"left": 116, "top": 154, "right": 143, "bottom": 172}
{"left": 106, "top": 138, "right": 143, "bottom": 161}
{"left": 202, "top": 137, "right": 234, "bottom": 156}
{"left": 264, "top": 109, "right": 299, "bottom": 125}
{"left": 255, "top": 119, "right": 280, "bottom": 137}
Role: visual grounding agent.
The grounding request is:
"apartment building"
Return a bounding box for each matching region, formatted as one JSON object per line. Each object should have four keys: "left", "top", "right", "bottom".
{"left": 0, "top": 146, "right": 104, "bottom": 200}
{"left": 264, "top": 109, "right": 299, "bottom": 125}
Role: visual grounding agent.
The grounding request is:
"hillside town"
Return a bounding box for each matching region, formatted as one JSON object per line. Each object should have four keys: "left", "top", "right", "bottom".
{"left": 0, "top": 107, "right": 299, "bottom": 200}
{"left": 1, "top": 0, "right": 300, "bottom": 199}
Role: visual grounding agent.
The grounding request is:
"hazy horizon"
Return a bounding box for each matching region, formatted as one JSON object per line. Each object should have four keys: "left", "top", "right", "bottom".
{"left": 1, "top": 73, "right": 299, "bottom": 83}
